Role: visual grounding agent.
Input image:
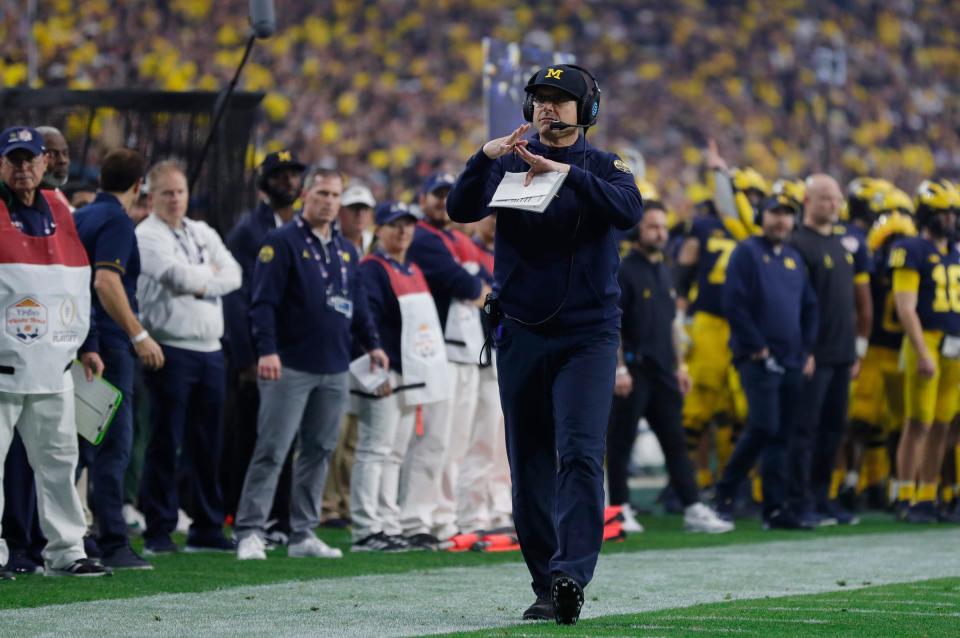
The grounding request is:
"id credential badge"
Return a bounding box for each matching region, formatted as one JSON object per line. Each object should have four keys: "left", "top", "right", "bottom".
{"left": 328, "top": 294, "right": 353, "bottom": 319}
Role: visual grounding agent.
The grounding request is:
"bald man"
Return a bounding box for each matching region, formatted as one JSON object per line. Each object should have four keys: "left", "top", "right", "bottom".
{"left": 786, "top": 174, "right": 866, "bottom": 526}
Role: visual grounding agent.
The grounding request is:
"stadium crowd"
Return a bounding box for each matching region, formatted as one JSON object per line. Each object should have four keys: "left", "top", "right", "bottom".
{"left": 3, "top": 0, "right": 959, "bottom": 200}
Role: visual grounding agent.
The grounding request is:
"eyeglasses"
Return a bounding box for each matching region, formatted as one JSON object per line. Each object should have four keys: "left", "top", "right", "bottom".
{"left": 1, "top": 155, "right": 42, "bottom": 168}
{"left": 532, "top": 93, "right": 574, "bottom": 106}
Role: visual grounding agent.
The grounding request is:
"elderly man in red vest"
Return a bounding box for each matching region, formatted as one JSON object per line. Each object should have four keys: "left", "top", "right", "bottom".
{"left": 0, "top": 126, "right": 109, "bottom": 578}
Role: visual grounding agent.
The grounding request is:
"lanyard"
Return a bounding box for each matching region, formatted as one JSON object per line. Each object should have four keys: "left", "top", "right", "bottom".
{"left": 296, "top": 215, "right": 349, "bottom": 294}
{"left": 170, "top": 223, "right": 205, "bottom": 264}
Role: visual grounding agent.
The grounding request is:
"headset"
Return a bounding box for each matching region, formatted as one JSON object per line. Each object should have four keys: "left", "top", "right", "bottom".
{"left": 522, "top": 64, "right": 602, "bottom": 128}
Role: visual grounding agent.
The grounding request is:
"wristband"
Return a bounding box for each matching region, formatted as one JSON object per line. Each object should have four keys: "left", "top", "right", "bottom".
{"left": 855, "top": 336, "right": 868, "bottom": 359}
{"left": 616, "top": 366, "right": 629, "bottom": 376}
{"left": 131, "top": 330, "right": 150, "bottom": 344}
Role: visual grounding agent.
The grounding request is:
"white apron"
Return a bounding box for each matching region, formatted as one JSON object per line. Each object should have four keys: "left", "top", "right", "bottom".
{"left": 363, "top": 255, "right": 450, "bottom": 408}
{"left": 444, "top": 299, "right": 486, "bottom": 365}
{"left": 0, "top": 192, "right": 91, "bottom": 394}
{"left": 414, "top": 222, "right": 487, "bottom": 366}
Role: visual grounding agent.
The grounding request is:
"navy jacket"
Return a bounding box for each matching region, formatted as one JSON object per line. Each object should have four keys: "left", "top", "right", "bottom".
{"left": 406, "top": 224, "right": 484, "bottom": 327}
{"left": 249, "top": 217, "right": 380, "bottom": 374}
{"left": 446, "top": 134, "right": 643, "bottom": 330}
{"left": 74, "top": 192, "right": 140, "bottom": 353}
{"left": 223, "top": 202, "right": 279, "bottom": 369}
{"left": 358, "top": 253, "right": 417, "bottom": 375}
{"left": 618, "top": 250, "right": 677, "bottom": 375}
{"left": 723, "top": 236, "right": 819, "bottom": 369}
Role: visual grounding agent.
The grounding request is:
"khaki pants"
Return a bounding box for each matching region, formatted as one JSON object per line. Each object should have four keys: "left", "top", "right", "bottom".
{"left": 322, "top": 413, "right": 358, "bottom": 521}
{"left": 0, "top": 388, "right": 87, "bottom": 569}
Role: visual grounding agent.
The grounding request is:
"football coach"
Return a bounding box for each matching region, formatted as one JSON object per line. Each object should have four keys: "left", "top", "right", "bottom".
{"left": 446, "top": 63, "right": 642, "bottom": 624}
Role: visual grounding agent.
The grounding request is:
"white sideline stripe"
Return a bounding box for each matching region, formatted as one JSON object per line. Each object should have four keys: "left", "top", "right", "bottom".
{"left": 2, "top": 530, "right": 959, "bottom": 637}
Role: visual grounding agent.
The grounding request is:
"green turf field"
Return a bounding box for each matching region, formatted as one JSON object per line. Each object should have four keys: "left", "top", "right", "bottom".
{"left": 0, "top": 513, "right": 943, "bottom": 609}
{"left": 444, "top": 578, "right": 960, "bottom": 637}
{"left": 2, "top": 514, "right": 958, "bottom": 637}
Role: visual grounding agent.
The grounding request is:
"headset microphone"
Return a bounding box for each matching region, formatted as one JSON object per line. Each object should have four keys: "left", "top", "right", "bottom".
{"left": 549, "top": 121, "right": 590, "bottom": 131}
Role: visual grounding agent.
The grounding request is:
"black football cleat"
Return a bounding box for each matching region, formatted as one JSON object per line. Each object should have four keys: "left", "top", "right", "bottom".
{"left": 551, "top": 574, "right": 584, "bottom": 625}
{"left": 522, "top": 596, "right": 553, "bottom": 620}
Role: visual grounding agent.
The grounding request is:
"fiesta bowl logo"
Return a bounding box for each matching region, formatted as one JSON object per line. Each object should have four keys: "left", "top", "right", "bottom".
{"left": 6, "top": 297, "right": 48, "bottom": 345}
{"left": 412, "top": 324, "right": 438, "bottom": 358}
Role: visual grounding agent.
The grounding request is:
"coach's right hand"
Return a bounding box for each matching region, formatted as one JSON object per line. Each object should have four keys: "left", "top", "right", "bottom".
{"left": 135, "top": 336, "right": 165, "bottom": 370}
{"left": 483, "top": 123, "right": 530, "bottom": 160}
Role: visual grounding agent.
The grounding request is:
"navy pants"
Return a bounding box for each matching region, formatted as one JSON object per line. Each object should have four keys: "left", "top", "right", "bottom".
{"left": 496, "top": 319, "right": 618, "bottom": 596}
{"left": 79, "top": 337, "right": 135, "bottom": 554}
{"left": 2, "top": 432, "right": 45, "bottom": 561}
{"left": 141, "top": 345, "right": 226, "bottom": 541}
{"left": 787, "top": 363, "right": 852, "bottom": 513}
{"left": 716, "top": 360, "right": 803, "bottom": 517}
{"left": 607, "top": 361, "right": 699, "bottom": 507}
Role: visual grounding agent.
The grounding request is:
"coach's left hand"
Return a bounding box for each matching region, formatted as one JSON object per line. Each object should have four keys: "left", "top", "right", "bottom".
{"left": 515, "top": 145, "right": 570, "bottom": 187}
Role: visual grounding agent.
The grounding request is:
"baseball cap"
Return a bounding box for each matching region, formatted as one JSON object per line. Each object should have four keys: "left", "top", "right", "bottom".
{"left": 762, "top": 193, "right": 802, "bottom": 216}
{"left": 420, "top": 171, "right": 456, "bottom": 195}
{"left": 342, "top": 184, "right": 376, "bottom": 209}
{"left": 0, "top": 127, "right": 45, "bottom": 157}
{"left": 258, "top": 150, "right": 305, "bottom": 178}
{"left": 524, "top": 65, "right": 588, "bottom": 101}
{"left": 375, "top": 201, "right": 417, "bottom": 226}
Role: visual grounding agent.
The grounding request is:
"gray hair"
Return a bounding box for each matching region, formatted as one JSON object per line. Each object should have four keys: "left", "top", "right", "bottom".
{"left": 35, "top": 125, "right": 64, "bottom": 139}
{"left": 303, "top": 167, "right": 344, "bottom": 191}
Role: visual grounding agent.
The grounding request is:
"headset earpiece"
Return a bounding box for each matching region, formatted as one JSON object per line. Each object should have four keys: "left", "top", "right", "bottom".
{"left": 564, "top": 64, "right": 602, "bottom": 127}
{"left": 522, "top": 70, "right": 539, "bottom": 122}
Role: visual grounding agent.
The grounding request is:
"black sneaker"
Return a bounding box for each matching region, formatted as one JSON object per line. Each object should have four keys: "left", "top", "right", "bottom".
{"left": 522, "top": 596, "right": 553, "bottom": 620}
{"left": 6, "top": 550, "right": 42, "bottom": 575}
{"left": 904, "top": 501, "right": 938, "bottom": 524}
{"left": 1, "top": 565, "right": 15, "bottom": 581}
{"left": 713, "top": 496, "right": 735, "bottom": 523}
{"left": 102, "top": 545, "right": 153, "bottom": 570}
{"left": 351, "top": 532, "right": 408, "bottom": 553}
{"left": 320, "top": 517, "right": 351, "bottom": 529}
{"left": 817, "top": 501, "right": 860, "bottom": 526}
{"left": 386, "top": 535, "right": 411, "bottom": 551}
{"left": 143, "top": 535, "right": 179, "bottom": 556}
{"left": 405, "top": 533, "right": 440, "bottom": 551}
{"left": 185, "top": 533, "right": 237, "bottom": 553}
{"left": 763, "top": 509, "right": 815, "bottom": 530}
{"left": 44, "top": 558, "right": 112, "bottom": 577}
{"left": 264, "top": 523, "right": 289, "bottom": 548}
{"left": 551, "top": 574, "right": 584, "bottom": 625}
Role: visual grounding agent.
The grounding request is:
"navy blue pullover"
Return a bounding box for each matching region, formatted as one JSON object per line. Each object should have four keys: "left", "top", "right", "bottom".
{"left": 358, "top": 252, "right": 424, "bottom": 375}
{"left": 249, "top": 217, "right": 380, "bottom": 374}
{"left": 223, "top": 202, "right": 279, "bottom": 369}
{"left": 446, "top": 134, "right": 643, "bottom": 330}
{"left": 723, "top": 236, "right": 819, "bottom": 369}
{"left": 406, "top": 223, "right": 483, "bottom": 327}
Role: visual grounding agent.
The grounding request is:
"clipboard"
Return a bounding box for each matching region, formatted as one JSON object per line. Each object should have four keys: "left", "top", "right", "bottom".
{"left": 489, "top": 171, "right": 567, "bottom": 213}
{"left": 71, "top": 363, "right": 123, "bottom": 445}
